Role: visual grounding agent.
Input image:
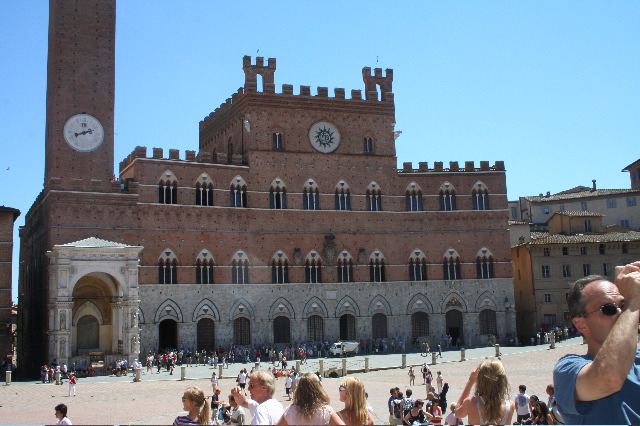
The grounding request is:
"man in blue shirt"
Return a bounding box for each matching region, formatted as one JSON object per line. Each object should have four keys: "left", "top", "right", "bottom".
{"left": 553, "top": 262, "right": 640, "bottom": 424}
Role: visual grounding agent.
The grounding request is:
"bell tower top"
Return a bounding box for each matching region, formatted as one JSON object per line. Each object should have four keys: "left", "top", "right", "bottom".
{"left": 44, "top": 0, "right": 116, "bottom": 187}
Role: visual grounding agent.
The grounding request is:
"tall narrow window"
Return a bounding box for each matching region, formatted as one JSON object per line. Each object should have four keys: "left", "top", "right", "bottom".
{"left": 439, "top": 182, "right": 456, "bottom": 211}
{"left": 366, "top": 182, "right": 382, "bottom": 211}
{"left": 584, "top": 220, "right": 592, "bottom": 232}
{"left": 195, "top": 250, "right": 214, "bottom": 284}
{"left": 406, "top": 183, "right": 423, "bottom": 211}
{"left": 337, "top": 251, "right": 354, "bottom": 283}
{"left": 472, "top": 182, "right": 489, "bottom": 210}
{"left": 302, "top": 180, "right": 320, "bottom": 210}
{"left": 409, "top": 250, "right": 427, "bottom": 281}
{"left": 269, "top": 179, "right": 287, "bottom": 209}
{"left": 158, "top": 171, "right": 178, "bottom": 204}
{"left": 159, "top": 249, "right": 178, "bottom": 284}
{"left": 230, "top": 176, "right": 247, "bottom": 207}
{"left": 363, "top": 137, "right": 373, "bottom": 153}
{"left": 271, "top": 252, "right": 289, "bottom": 284}
{"left": 195, "top": 174, "right": 214, "bottom": 206}
{"left": 335, "top": 182, "right": 351, "bottom": 210}
{"left": 305, "top": 253, "right": 322, "bottom": 283}
{"left": 443, "top": 250, "right": 461, "bottom": 280}
{"left": 231, "top": 251, "right": 249, "bottom": 284}
{"left": 272, "top": 132, "right": 283, "bottom": 149}
{"left": 369, "top": 251, "right": 386, "bottom": 282}
{"left": 476, "top": 249, "right": 494, "bottom": 279}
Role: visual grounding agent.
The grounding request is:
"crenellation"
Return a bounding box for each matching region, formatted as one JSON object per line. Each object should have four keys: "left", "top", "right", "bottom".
{"left": 480, "top": 161, "right": 489, "bottom": 171}
{"left": 152, "top": 148, "right": 163, "bottom": 159}
{"left": 197, "top": 151, "right": 213, "bottom": 163}
{"left": 450, "top": 161, "right": 459, "bottom": 171}
{"left": 169, "top": 149, "right": 180, "bottom": 160}
{"left": 185, "top": 150, "right": 196, "bottom": 162}
{"left": 419, "top": 162, "right": 428, "bottom": 171}
{"left": 465, "top": 161, "right": 475, "bottom": 171}
{"left": 282, "top": 84, "right": 293, "bottom": 95}
{"left": 317, "top": 87, "right": 328, "bottom": 97}
{"left": 351, "top": 89, "right": 362, "bottom": 100}
{"left": 396, "top": 161, "right": 506, "bottom": 174}
{"left": 403, "top": 162, "right": 412, "bottom": 171}
{"left": 334, "top": 88, "right": 345, "bottom": 99}
{"left": 300, "top": 85, "right": 311, "bottom": 96}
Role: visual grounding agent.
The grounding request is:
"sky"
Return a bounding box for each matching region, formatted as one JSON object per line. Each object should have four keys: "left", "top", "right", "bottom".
{"left": 1, "top": 1, "right": 639, "bottom": 298}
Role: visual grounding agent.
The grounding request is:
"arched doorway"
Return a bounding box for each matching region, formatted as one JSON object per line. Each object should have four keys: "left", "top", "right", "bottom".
{"left": 445, "top": 310, "right": 464, "bottom": 344}
{"left": 339, "top": 314, "right": 356, "bottom": 341}
{"left": 234, "top": 317, "right": 251, "bottom": 345}
{"left": 307, "top": 315, "right": 324, "bottom": 341}
{"left": 76, "top": 315, "right": 99, "bottom": 351}
{"left": 273, "top": 316, "right": 291, "bottom": 344}
{"left": 372, "top": 313, "right": 388, "bottom": 339}
{"left": 159, "top": 319, "right": 178, "bottom": 350}
{"left": 197, "top": 318, "right": 215, "bottom": 351}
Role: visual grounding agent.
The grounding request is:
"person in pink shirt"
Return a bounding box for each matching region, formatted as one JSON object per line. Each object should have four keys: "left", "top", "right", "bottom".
{"left": 276, "top": 373, "right": 344, "bottom": 425}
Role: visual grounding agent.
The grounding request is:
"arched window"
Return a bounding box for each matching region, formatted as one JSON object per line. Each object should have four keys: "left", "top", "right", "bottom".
{"left": 443, "top": 249, "right": 461, "bottom": 280}
{"left": 305, "top": 251, "right": 322, "bottom": 283}
{"left": 363, "top": 137, "right": 373, "bottom": 153}
{"left": 195, "top": 250, "right": 214, "bottom": 284}
{"left": 158, "top": 171, "right": 178, "bottom": 204}
{"left": 476, "top": 248, "right": 494, "bottom": 279}
{"left": 230, "top": 176, "right": 247, "bottom": 207}
{"left": 231, "top": 251, "right": 249, "bottom": 284}
{"left": 409, "top": 249, "right": 427, "bottom": 281}
{"left": 158, "top": 249, "right": 178, "bottom": 284}
{"left": 405, "top": 182, "right": 423, "bottom": 211}
{"left": 271, "top": 251, "right": 289, "bottom": 284}
{"left": 439, "top": 182, "right": 456, "bottom": 211}
{"left": 233, "top": 317, "right": 251, "bottom": 345}
{"left": 337, "top": 251, "right": 354, "bottom": 283}
{"left": 269, "top": 178, "right": 286, "bottom": 209}
{"left": 195, "top": 174, "right": 214, "bottom": 206}
{"left": 307, "top": 315, "right": 324, "bottom": 341}
{"left": 335, "top": 181, "right": 351, "bottom": 210}
{"left": 372, "top": 313, "right": 388, "bottom": 339}
{"left": 302, "top": 179, "right": 320, "bottom": 210}
{"left": 366, "top": 182, "right": 382, "bottom": 211}
{"left": 472, "top": 182, "right": 490, "bottom": 210}
{"left": 272, "top": 132, "right": 283, "bottom": 149}
{"left": 479, "top": 309, "right": 497, "bottom": 335}
{"left": 411, "top": 312, "right": 429, "bottom": 338}
{"left": 369, "top": 250, "right": 386, "bottom": 282}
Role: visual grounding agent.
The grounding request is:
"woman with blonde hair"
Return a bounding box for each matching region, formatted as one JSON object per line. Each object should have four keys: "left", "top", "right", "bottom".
{"left": 454, "top": 359, "right": 515, "bottom": 425}
{"left": 276, "top": 373, "right": 344, "bottom": 425}
{"left": 173, "top": 386, "right": 212, "bottom": 425}
{"left": 337, "top": 377, "right": 375, "bottom": 425}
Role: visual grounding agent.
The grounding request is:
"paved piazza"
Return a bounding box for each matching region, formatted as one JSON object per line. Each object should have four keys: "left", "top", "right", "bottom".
{"left": 1, "top": 337, "right": 624, "bottom": 425}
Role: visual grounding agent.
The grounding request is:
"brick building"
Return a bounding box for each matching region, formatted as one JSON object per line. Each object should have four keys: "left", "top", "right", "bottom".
{"left": 0, "top": 206, "right": 20, "bottom": 365}
{"left": 18, "top": 0, "right": 515, "bottom": 374}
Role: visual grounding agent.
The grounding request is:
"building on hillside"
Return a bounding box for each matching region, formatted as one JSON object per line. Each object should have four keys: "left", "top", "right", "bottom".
{"left": 512, "top": 210, "right": 640, "bottom": 339}
{"left": 508, "top": 175, "right": 640, "bottom": 233}
{"left": 18, "top": 0, "right": 515, "bottom": 375}
{"left": 0, "top": 206, "right": 20, "bottom": 365}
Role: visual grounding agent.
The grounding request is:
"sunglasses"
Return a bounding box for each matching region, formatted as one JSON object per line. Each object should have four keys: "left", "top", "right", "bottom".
{"left": 182, "top": 397, "right": 188, "bottom": 402}
{"left": 339, "top": 385, "right": 347, "bottom": 391}
{"left": 580, "top": 301, "right": 624, "bottom": 317}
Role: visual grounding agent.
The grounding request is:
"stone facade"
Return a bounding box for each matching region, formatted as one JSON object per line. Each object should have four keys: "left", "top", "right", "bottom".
{"left": 18, "top": 0, "right": 516, "bottom": 375}
{"left": 0, "top": 206, "right": 20, "bottom": 362}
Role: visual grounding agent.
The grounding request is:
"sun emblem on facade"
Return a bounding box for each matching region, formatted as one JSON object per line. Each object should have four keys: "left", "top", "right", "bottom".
{"left": 315, "top": 126, "right": 335, "bottom": 148}
{"left": 309, "top": 121, "right": 341, "bottom": 153}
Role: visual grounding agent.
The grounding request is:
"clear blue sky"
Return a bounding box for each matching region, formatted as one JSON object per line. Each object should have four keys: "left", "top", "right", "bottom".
{"left": 1, "top": 1, "right": 639, "bottom": 298}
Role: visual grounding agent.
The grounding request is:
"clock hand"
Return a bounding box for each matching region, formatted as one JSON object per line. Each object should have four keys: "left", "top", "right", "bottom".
{"left": 74, "top": 128, "right": 94, "bottom": 137}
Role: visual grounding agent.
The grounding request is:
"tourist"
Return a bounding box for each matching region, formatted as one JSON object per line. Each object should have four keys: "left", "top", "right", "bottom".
{"left": 174, "top": 386, "right": 212, "bottom": 425}
{"left": 436, "top": 371, "right": 444, "bottom": 394}
{"left": 514, "top": 385, "right": 531, "bottom": 423}
{"left": 211, "top": 372, "right": 219, "bottom": 393}
{"left": 402, "top": 389, "right": 415, "bottom": 417}
{"left": 390, "top": 391, "right": 404, "bottom": 425}
{"left": 276, "top": 373, "right": 344, "bottom": 425}
{"left": 402, "top": 399, "right": 431, "bottom": 425}
{"left": 337, "top": 377, "right": 374, "bottom": 425}
{"left": 55, "top": 403, "right": 72, "bottom": 425}
{"left": 284, "top": 373, "right": 293, "bottom": 400}
{"left": 211, "top": 388, "right": 223, "bottom": 423}
{"left": 453, "top": 359, "right": 515, "bottom": 425}
{"left": 225, "top": 395, "right": 246, "bottom": 425}
{"left": 407, "top": 367, "right": 415, "bottom": 386}
{"left": 443, "top": 402, "right": 463, "bottom": 425}
{"left": 545, "top": 384, "right": 563, "bottom": 424}
{"left": 237, "top": 369, "right": 248, "bottom": 394}
{"left": 67, "top": 372, "right": 76, "bottom": 396}
{"left": 553, "top": 264, "right": 640, "bottom": 424}
{"left": 427, "top": 397, "right": 443, "bottom": 425}
{"left": 231, "top": 370, "right": 284, "bottom": 425}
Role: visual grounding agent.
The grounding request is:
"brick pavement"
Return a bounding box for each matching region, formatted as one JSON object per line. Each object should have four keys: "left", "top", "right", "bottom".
{"left": 2, "top": 338, "right": 629, "bottom": 425}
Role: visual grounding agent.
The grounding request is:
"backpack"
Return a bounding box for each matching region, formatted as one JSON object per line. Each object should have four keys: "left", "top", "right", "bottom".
{"left": 393, "top": 399, "right": 403, "bottom": 419}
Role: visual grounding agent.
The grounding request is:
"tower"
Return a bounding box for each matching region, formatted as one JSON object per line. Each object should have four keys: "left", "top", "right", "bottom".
{"left": 44, "top": 0, "right": 116, "bottom": 186}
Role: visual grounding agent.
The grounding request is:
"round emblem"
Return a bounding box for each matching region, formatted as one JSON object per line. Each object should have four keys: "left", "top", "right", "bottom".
{"left": 63, "top": 114, "right": 105, "bottom": 152}
{"left": 308, "top": 121, "right": 340, "bottom": 153}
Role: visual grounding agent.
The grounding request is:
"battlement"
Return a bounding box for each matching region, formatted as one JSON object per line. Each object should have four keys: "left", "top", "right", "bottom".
{"left": 397, "top": 161, "right": 505, "bottom": 173}
{"left": 201, "top": 56, "right": 395, "bottom": 127}
{"left": 119, "top": 146, "right": 202, "bottom": 172}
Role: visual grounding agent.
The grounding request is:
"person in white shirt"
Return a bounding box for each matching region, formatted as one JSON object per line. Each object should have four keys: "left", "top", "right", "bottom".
{"left": 232, "top": 370, "right": 284, "bottom": 425}
{"left": 55, "top": 403, "right": 72, "bottom": 425}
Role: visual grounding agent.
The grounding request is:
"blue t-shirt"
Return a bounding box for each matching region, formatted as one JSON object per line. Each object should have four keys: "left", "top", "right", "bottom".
{"left": 553, "top": 349, "right": 640, "bottom": 424}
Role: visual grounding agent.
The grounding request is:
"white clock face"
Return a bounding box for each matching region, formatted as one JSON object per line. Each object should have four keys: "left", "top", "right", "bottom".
{"left": 308, "top": 121, "right": 340, "bottom": 153}
{"left": 63, "top": 114, "right": 105, "bottom": 152}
